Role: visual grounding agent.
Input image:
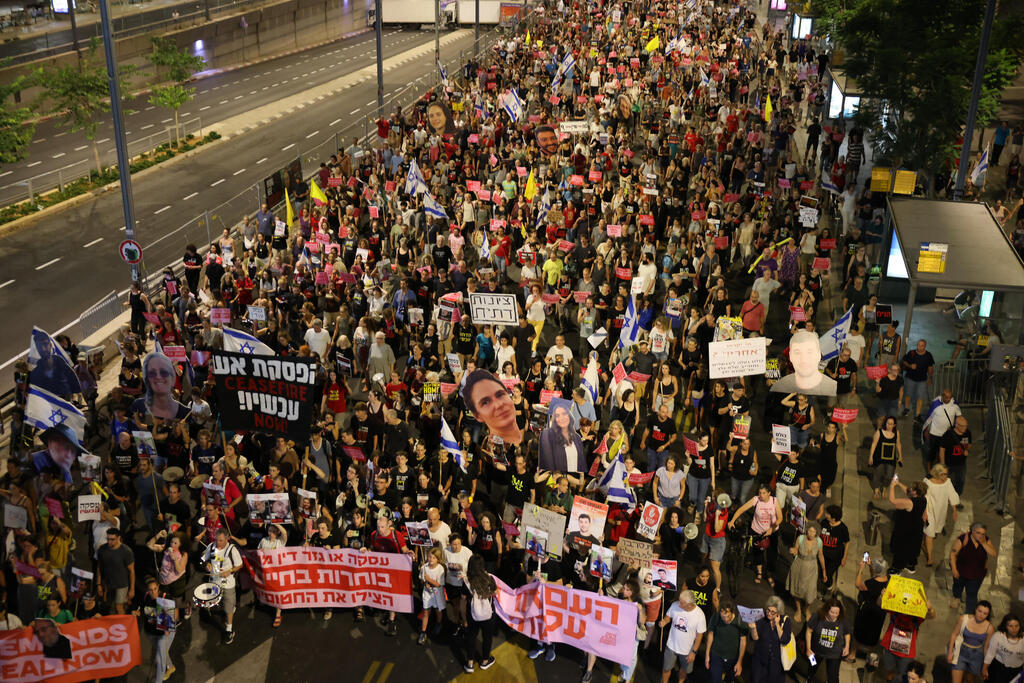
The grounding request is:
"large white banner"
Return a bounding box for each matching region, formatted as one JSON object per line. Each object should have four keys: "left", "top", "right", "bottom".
{"left": 708, "top": 337, "right": 767, "bottom": 379}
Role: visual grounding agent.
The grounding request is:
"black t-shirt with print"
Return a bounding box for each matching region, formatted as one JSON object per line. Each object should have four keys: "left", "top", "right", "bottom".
{"left": 941, "top": 428, "right": 972, "bottom": 468}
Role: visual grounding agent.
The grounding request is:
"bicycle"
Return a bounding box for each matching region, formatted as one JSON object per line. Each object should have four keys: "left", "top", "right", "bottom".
{"left": 722, "top": 522, "right": 754, "bottom": 599}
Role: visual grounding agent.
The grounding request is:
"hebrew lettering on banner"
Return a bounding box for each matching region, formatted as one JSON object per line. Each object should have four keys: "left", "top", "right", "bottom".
{"left": 491, "top": 576, "right": 638, "bottom": 666}
{"left": 211, "top": 351, "right": 320, "bottom": 439}
{"left": 241, "top": 547, "right": 414, "bottom": 613}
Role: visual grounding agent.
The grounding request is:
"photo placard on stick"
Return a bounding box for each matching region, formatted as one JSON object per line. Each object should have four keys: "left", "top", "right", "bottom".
{"left": 519, "top": 503, "right": 567, "bottom": 559}
{"left": 771, "top": 424, "right": 791, "bottom": 454}
{"left": 650, "top": 558, "right": 677, "bottom": 591}
{"left": 635, "top": 502, "right": 664, "bottom": 540}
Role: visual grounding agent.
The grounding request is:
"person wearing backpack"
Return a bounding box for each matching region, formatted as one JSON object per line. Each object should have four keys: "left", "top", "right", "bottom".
{"left": 462, "top": 554, "right": 497, "bottom": 674}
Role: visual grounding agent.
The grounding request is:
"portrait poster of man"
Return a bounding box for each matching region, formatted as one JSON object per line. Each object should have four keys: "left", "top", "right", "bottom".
{"left": 589, "top": 545, "right": 614, "bottom": 580}
{"left": 460, "top": 369, "right": 522, "bottom": 446}
{"left": 133, "top": 351, "right": 191, "bottom": 421}
{"left": 27, "top": 327, "right": 81, "bottom": 397}
{"left": 651, "top": 558, "right": 678, "bottom": 591}
{"left": 405, "top": 520, "right": 433, "bottom": 547}
{"left": 538, "top": 397, "right": 586, "bottom": 473}
{"left": 32, "top": 618, "right": 73, "bottom": 660}
{"left": 247, "top": 492, "right": 294, "bottom": 525}
{"left": 566, "top": 496, "right": 608, "bottom": 548}
{"left": 524, "top": 526, "right": 548, "bottom": 558}
{"left": 32, "top": 423, "right": 86, "bottom": 484}
{"left": 535, "top": 124, "right": 559, "bottom": 156}
{"left": 770, "top": 329, "right": 838, "bottom": 396}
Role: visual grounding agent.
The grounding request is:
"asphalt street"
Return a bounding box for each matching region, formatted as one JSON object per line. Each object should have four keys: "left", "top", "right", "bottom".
{"left": 0, "top": 27, "right": 489, "bottom": 388}
{"left": 0, "top": 28, "right": 440, "bottom": 206}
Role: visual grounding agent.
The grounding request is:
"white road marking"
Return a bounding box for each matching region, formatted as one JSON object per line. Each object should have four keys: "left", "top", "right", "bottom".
{"left": 249, "top": 90, "right": 257, "bottom": 95}
{"left": 35, "top": 258, "right": 61, "bottom": 270}
{"left": 233, "top": 168, "right": 246, "bottom": 175}
{"left": 97, "top": 138, "right": 110, "bottom": 144}
{"left": 52, "top": 152, "right": 65, "bottom": 159}
{"left": 281, "top": 143, "right": 295, "bottom": 151}
{"left": 234, "top": 95, "right": 244, "bottom": 100}
{"left": 199, "top": 89, "right": 208, "bottom": 94}
{"left": 119, "top": 225, "right": 126, "bottom": 231}
{"left": 0, "top": 279, "right": 14, "bottom": 289}
{"left": 83, "top": 237, "right": 103, "bottom": 248}
{"left": 350, "top": 108, "right": 361, "bottom": 115}
{"left": 140, "top": 124, "right": 154, "bottom": 130}
{"left": 74, "top": 145, "right": 87, "bottom": 151}
{"left": 330, "top": 118, "right": 342, "bottom": 126}
{"left": 256, "top": 157, "right": 268, "bottom": 164}
{"left": 161, "top": 118, "right": 173, "bottom": 123}
{"left": 365, "top": 100, "right": 374, "bottom": 107}
{"left": 183, "top": 192, "right": 199, "bottom": 200}
{"left": 200, "top": 105, "right": 211, "bottom": 111}
{"left": 34, "top": 138, "right": 45, "bottom": 143}
{"left": 154, "top": 205, "right": 171, "bottom": 214}
{"left": 305, "top": 130, "right": 319, "bottom": 139}
{"left": 27, "top": 161, "right": 41, "bottom": 167}
{"left": 210, "top": 178, "right": 226, "bottom": 186}
{"left": 219, "top": 100, "right": 229, "bottom": 104}
{"left": 0, "top": 171, "right": 10, "bottom": 178}
{"left": 54, "top": 132, "right": 66, "bottom": 138}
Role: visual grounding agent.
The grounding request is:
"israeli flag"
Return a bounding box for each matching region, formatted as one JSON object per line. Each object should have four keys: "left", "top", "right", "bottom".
{"left": 581, "top": 356, "right": 600, "bottom": 403}
{"left": 535, "top": 190, "right": 552, "bottom": 230}
{"left": 475, "top": 101, "right": 487, "bottom": 119}
{"left": 970, "top": 146, "right": 989, "bottom": 186}
{"left": 501, "top": 88, "right": 524, "bottom": 123}
{"left": 438, "top": 60, "right": 449, "bottom": 87}
{"left": 821, "top": 177, "right": 841, "bottom": 194}
{"left": 698, "top": 67, "right": 710, "bottom": 86}
{"left": 480, "top": 233, "right": 491, "bottom": 260}
{"left": 598, "top": 453, "right": 636, "bottom": 508}
{"left": 223, "top": 326, "right": 275, "bottom": 356}
{"left": 552, "top": 51, "right": 576, "bottom": 90}
{"left": 405, "top": 159, "right": 427, "bottom": 195}
{"left": 26, "top": 385, "right": 87, "bottom": 441}
{"left": 618, "top": 295, "right": 640, "bottom": 349}
{"left": 423, "top": 191, "right": 449, "bottom": 220}
{"left": 818, "top": 307, "right": 853, "bottom": 362}
{"left": 440, "top": 417, "right": 466, "bottom": 472}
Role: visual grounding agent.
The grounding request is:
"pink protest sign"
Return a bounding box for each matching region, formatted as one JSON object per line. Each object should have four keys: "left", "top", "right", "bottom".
{"left": 528, "top": 114, "right": 542, "bottom": 123}
{"left": 516, "top": 167, "right": 528, "bottom": 177}
{"left": 440, "top": 382, "right": 458, "bottom": 396}
{"left": 723, "top": 193, "right": 740, "bottom": 203}
{"left": 778, "top": 178, "right": 791, "bottom": 188}
{"left": 369, "top": 206, "right": 379, "bottom": 218}
{"left": 691, "top": 210, "right": 706, "bottom": 221}
{"left": 638, "top": 214, "right": 654, "bottom": 225}
{"left": 347, "top": 176, "right": 358, "bottom": 188}
{"left": 612, "top": 362, "right": 627, "bottom": 383}
{"left": 328, "top": 177, "right": 344, "bottom": 187}
{"left": 542, "top": 293, "right": 560, "bottom": 304}
{"left": 501, "top": 378, "right": 520, "bottom": 390}
{"left": 467, "top": 180, "right": 481, "bottom": 192}
{"left": 549, "top": 95, "right": 560, "bottom": 105}
{"left": 714, "top": 236, "right": 729, "bottom": 250}
{"left": 558, "top": 240, "right": 574, "bottom": 252}
{"left": 143, "top": 312, "right": 161, "bottom": 326}
{"left": 343, "top": 446, "right": 366, "bottom": 462}
{"left": 577, "top": 95, "right": 588, "bottom": 104}
{"left": 627, "top": 371, "right": 651, "bottom": 383}
{"left": 468, "top": 133, "right": 479, "bottom": 143}
{"left": 570, "top": 175, "right": 584, "bottom": 186}
{"left": 572, "top": 291, "right": 590, "bottom": 303}
{"left": 866, "top": 365, "right": 888, "bottom": 381}
{"left": 479, "top": 189, "right": 492, "bottom": 201}
{"left": 539, "top": 389, "right": 560, "bottom": 405}
{"left": 163, "top": 345, "right": 187, "bottom": 362}
{"left": 315, "top": 232, "right": 331, "bottom": 244}
{"left": 607, "top": 224, "right": 622, "bottom": 237}
{"left": 831, "top": 408, "right": 859, "bottom": 424}
{"left": 209, "top": 308, "right": 231, "bottom": 324}
{"left": 615, "top": 267, "right": 632, "bottom": 280}
{"left": 683, "top": 437, "right": 698, "bottom": 457}
{"left": 306, "top": 241, "right": 321, "bottom": 254}
{"left": 385, "top": 180, "right": 396, "bottom": 193}
{"left": 819, "top": 238, "right": 837, "bottom": 249}
{"left": 799, "top": 181, "right": 815, "bottom": 190}
{"left": 812, "top": 257, "right": 831, "bottom": 271}
{"left": 628, "top": 472, "right": 654, "bottom": 486}
{"left": 339, "top": 272, "right": 357, "bottom": 284}
{"left": 789, "top": 306, "right": 806, "bottom": 321}
{"left": 315, "top": 271, "right": 329, "bottom": 285}
{"left": 165, "top": 280, "right": 177, "bottom": 295}
{"left": 46, "top": 497, "right": 64, "bottom": 519}
{"left": 589, "top": 170, "right": 603, "bottom": 182}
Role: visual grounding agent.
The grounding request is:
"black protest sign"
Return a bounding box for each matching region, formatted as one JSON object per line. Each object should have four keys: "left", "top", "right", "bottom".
{"left": 211, "top": 352, "right": 319, "bottom": 439}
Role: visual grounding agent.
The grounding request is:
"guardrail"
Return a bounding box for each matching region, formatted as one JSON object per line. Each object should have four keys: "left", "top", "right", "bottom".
{"left": 0, "top": 116, "right": 204, "bottom": 207}
{"left": 980, "top": 371, "right": 1023, "bottom": 515}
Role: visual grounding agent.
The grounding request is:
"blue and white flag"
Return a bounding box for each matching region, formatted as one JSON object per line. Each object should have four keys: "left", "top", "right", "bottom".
{"left": 223, "top": 326, "right": 275, "bottom": 356}
{"left": 27, "top": 326, "right": 81, "bottom": 396}
{"left": 970, "top": 145, "right": 989, "bottom": 186}
{"left": 818, "top": 307, "right": 853, "bottom": 362}
{"left": 820, "top": 177, "right": 841, "bottom": 194}
{"left": 440, "top": 417, "right": 466, "bottom": 472}
{"left": 698, "top": 67, "right": 710, "bottom": 86}
{"left": 26, "top": 385, "right": 87, "bottom": 441}
{"left": 552, "top": 51, "right": 576, "bottom": 91}
{"left": 598, "top": 453, "right": 636, "bottom": 508}
{"left": 28, "top": 326, "right": 74, "bottom": 369}
{"left": 438, "top": 59, "right": 449, "bottom": 87}
{"left": 581, "top": 355, "right": 600, "bottom": 403}
{"left": 474, "top": 101, "right": 489, "bottom": 119}
{"left": 480, "top": 233, "right": 490, "bottom": 260}
{"left": 501, "top": 88, "right": 525, "bottom": 123}
{"left": 618, "top": 295, "right": 640, "bottom": 349}
{"left": 405, "top": 159, "right": 427, "bottom": 195}
{"left": 423, "top": 191, "right": 449, "bottom": 220}
{"left": 535, "top": 190, "right": 552, "bottom": 229}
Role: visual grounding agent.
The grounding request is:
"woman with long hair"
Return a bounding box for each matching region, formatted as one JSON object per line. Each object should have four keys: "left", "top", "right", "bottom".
{"left": 538, "top": 403, "right": 586, "bottom": 473}
{"left": 730, "top": 483, "right": 782, "bottom": 587}
{"left": 463, "top": 555, "right": 498, "bottom": 673}
{"left": 983, "top": 613, "right": 1024, "bottom": 682}
{"left": 806, "top": 598, "right": 852, "bottom": 682}
{"left": 145, "top": 530, "right": 189, "bottom": 621}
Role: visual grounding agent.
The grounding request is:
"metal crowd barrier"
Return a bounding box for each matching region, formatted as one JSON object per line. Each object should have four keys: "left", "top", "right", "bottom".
{"left": 980, "top": 371, "right": 1022, "bottom": 515}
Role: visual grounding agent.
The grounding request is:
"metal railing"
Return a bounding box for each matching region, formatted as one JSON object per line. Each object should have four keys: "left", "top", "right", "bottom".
{"left": 0, "top": 116, "right": 204, "bottom": 207}
{"left": 980, "top": 371, "right": 1023, "bottom": 514}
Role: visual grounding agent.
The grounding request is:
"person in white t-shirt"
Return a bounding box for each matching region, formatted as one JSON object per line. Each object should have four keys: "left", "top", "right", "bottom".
{"left": 303, "top": 318, "right": 332, "bottom": 359}
{"left": 659, "top": 590, "right": 707, "bottom": 681}
{"left": 202, "top": 529, "right": 243, "bottom": 643}
{"left": 444, "top": 534, "right": 474, "bottom": 632}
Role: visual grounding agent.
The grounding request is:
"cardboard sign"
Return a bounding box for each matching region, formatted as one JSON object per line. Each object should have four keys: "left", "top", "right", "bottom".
{"left": 247, "top": 305, "right": 267, "bottom": 321}
{"left": 771, "top": 424, "right": 791, "bottom": 454}
{"left": 616, "top": 538, "right": 653, "bottom": 567}
{"left": 469, "top": 292, "right": 519, "bottom": 325}
{"left": 812, "top": 257, "right": 831, "bottom": 271}
{"left": 77, "top": 495, "right": 102, "bottom": 522}
{"left": 881, "top": 575, "right": 929, "bottom": 618}
{"left": 210, "top": 307, "right": 232, "bottom": 324}
{"left": 831, "top": 407, "right": 859, "bottom": 424}
{"left": 519, "top": 502, "right": 567, "bottom": 559}
{"left": 709, "top": 337, "right": 767, "bottom": 379}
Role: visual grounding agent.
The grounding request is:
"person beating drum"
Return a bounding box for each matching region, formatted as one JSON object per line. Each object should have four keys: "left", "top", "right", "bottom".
{"left": 201, "top": 528, "right": 243, "bottom": 644}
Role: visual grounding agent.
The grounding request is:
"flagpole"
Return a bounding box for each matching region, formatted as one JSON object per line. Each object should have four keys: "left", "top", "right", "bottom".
{"left": 434, "top": 0, "right": 441, "bottom": 87}
{"left": 953, "top": 0, "right": 997, "bottom": 200}
{"left": 374, "top": 0, "right": 384, "bottom": 117}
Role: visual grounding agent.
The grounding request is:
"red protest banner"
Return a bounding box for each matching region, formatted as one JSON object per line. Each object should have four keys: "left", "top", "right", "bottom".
{"left": 812, "top": 257, "right": 831, "bottom": 271}
{"left": 683, "top": 436, "right": 698, "bottom": 457}
{"left": 242, "top": 547, "right": 414, "bottom": 612}
{"left": 831, "top": 407, "right": 859, "bottom": 424}
{"left": 628, "top": 472, "right": 655, "bottom": 486}
{"left": 0, "top": 615, "right": 142, "bottom": 683}
{"left": 589, "top": 170, "right": 603, "bottom": 182}
{"left": 639, "top": 214, "right": 654, "bottom": 225}
{"left": 789, "top": 306, "right": 806, "bottom": 321}
{"left": 612, "top": 363, "right": 627, "bottom": 383}
{"left": 570, "top": 175, "right": 584, "bottom": 186}
{"left": 542, "top": 293, "right": 561, "bottom": 304}
{"left": 714, "top": 236, "right": 729, "bottom": 250}
{"left": 615, "top": 267, "right": 632, "bottom": 280}
{"left": 572, "top": 291, "right": 590, "bottom": 303}
{"left": 866, "top": 365, "right": 888, "bottom": 381}
{"left": 209, "top": 308, "right": 231, "bottom": 324}
{"left": 627, "top": 371, "right": 651, "bottom": 383}
{"left": 819, "top": 238, "right": 837, "bottom": 249}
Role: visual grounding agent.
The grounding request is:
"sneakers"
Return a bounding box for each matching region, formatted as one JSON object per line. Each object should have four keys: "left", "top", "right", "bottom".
{"left": 418, "top": 632, "right": 427, "bottom": 645}
{"left": 225, "top": 631, "right": 236, "bottom": 644}
{"left": 545, "top": 647, "right": 557, "bottom": 662}
{"left": 163, "top": 666, "right": 176, "bottom": 681}
{"left": 184, "top": 606, "right": 193, "bottom": 620}
{"left": 528, "top": 647, "right": 545, "bottom": 659}
{"left": 386, "top": 620, "right": 398, "bottom": 636}
{"left": 582, "top": 672, "right": 593, "bottom": 683}
{"left": 464, "top": 663, "right": 475, "bottom": 674}
{"left": 480, "top": 657, "right": 495, "bottom": 670}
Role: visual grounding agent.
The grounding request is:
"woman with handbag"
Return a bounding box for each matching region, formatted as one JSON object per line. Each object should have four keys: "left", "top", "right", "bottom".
{"left": 947, "top": 600, "right": 994, "bottom": 683}
{"left": 746, "top": 595, "right": 794, "bottom": 683}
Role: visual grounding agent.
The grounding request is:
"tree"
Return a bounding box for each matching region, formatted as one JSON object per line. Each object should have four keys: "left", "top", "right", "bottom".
{"left": 0, "top": 70, "right": 35, "bottom": 165}
{"left": 148, "top": 84, "right": 194, "bottom": 145}
{"left": 35, "top": 39, "right": 134, "bottom": 175}
{"left": 148, "top": 37, "right": 205, "bottom": 144}
{"left": 820, "top": 0, "right": 1022, "bottom": 195}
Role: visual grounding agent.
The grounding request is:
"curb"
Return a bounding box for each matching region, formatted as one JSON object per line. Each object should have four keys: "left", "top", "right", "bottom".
{"left": 0, "top": 135, "right": 225, "bottom": 238}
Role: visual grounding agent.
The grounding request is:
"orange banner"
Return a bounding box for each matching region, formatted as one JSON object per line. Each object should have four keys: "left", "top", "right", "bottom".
{"left": 0, "top": 615, "right": 141, "bottom": 683}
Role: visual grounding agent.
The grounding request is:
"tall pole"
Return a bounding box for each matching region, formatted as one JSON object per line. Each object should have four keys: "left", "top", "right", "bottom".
{"left": 68, "top": 0, "right": 80, "bottom": 57}
{"left": 474, "top": 0, "right": 479, "bottom": 55}
{"left": 434, "top": 0, "right": 440, "bottom": 86}
{"left": 375, "top": 0, "right": 383, "bottom": 116}
{"left": 98, "top": 0, "right": 140, "bottom": 283}
{"left": 953, "top": 0, "right": 997, "bottom": 200}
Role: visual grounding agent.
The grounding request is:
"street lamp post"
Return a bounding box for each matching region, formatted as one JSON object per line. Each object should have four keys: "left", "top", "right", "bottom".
{"left": 954, "top": 0, "right": 997, "bottom": 200}
{"left": 98, "top": 0, "right": 140, "bottom": 283}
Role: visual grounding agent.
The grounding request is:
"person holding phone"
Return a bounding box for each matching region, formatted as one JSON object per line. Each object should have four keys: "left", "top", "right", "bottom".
{"left": 806, "top": 598, "right": 852, "bottom": 683}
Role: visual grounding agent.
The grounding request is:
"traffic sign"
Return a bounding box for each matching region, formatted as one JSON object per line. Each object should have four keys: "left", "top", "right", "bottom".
{"left": 119, "top": 239, "right": 142, "bottom": 264}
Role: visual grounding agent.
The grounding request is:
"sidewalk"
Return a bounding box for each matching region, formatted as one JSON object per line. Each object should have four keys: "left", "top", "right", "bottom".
{"left": 1, "top": 0, "right": 195, "bottom": 42}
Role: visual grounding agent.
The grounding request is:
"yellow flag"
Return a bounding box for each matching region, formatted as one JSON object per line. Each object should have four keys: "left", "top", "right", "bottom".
{"left": 645, "top": 36, "right": 660, "bottom": 52}
{"left": 524, "top": 169, "right": 538, "bottom": 201}
{"left": 310, "top": 180, "right": 328, "bottom": 205}
{"left": 285, "top": 187, "right": 295, "bottom": 228}
{"left": 764, "top": 95, "right": 773, "bottom": 124}
{"left": 526, "top": 29, "right": 530, "bottom": 45}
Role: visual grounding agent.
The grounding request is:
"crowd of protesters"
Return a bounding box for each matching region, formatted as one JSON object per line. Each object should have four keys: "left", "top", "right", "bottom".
{"left": 1, "top": 0, "right": 1020, "bottom": 681}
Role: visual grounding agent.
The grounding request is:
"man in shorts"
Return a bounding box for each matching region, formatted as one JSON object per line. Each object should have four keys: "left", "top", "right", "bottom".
{"left": 701, "top": 497, "right": 729, "bottom": 589}
{"left": 202, "top": 528, "right": 243, "bottom": 643}
{"left": 96, "top": 528, "right": 135, "bottom": 614}
{"left": 659, "top": 590, "right": 707, "bottom": 682}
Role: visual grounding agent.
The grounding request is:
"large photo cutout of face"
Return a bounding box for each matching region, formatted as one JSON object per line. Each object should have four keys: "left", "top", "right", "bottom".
{"left": 135, "top": 352, "right": 191, "bottom": 420}
{"left": 32, "top": 423, "right": 87, "bottom": 484}
{"left": 461, "top": 369, "right": 523, "bottom": 446}
{"left": 535, "top": 124, "right": 559, "bottom": 157}
{"left": 770, "top": 329, "right": 837, "bottom": 396}
{"left": 538, "top": 397, "right": 585, "bottom": 472}
{"left": 33, "top": 618, "right": 73, "bottom": 660}
{"left": 426, "top": 100, "right": 457, "bottom": 135}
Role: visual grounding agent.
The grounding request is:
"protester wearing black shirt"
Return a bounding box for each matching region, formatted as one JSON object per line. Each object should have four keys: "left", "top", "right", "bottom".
{"left": 939, "top": 417, "right": 972, "bottom": 495}
{"left": 820, "top": 505, "right": 850, "bottom": 589}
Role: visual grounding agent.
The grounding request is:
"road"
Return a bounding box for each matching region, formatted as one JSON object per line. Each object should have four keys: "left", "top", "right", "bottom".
{"left": 0, "top": 26, "right": 490, "bottom": 388}
{"left": 0, "top": 27, "right": 443, "bottom": 206}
